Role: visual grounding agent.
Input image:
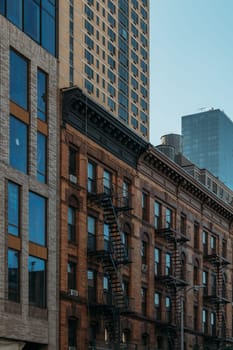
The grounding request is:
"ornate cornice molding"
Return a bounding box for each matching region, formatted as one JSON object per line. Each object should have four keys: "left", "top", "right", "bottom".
{"left": 62, "top": 87, "right": 148, "bottom": 168}
{"left": 143, "top": 147, "right": 233, "bottom": 221}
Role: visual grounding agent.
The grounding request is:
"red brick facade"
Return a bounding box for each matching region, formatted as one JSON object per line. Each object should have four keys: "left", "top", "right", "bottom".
{"left": 60, "top": 90, "right": 233, "bottom": 350}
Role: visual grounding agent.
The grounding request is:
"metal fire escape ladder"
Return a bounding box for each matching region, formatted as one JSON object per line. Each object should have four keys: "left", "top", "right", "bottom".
{"left": 88, "top": 186, "right": 131, "bottom": 344}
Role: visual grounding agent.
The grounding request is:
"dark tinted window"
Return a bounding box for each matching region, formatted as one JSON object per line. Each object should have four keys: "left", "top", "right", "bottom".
{"left": 24, "top": 0, "right": 40, "bottom": 41}
{"left": 37, "top": 69, "right": 47, "bottom": 121}
{"left": 8, "top": 249, "right": 20, "bottom": 302}
{"left": 7, "top": 0, "right": 22, "bottom": 28}
{"left": 29, "top": 256, "right": 46, "bottom": 308}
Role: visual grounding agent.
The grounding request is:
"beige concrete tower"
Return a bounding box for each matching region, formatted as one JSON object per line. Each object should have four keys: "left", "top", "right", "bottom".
{"left": 59, "top": 0, "right": 150, "bottom": 140}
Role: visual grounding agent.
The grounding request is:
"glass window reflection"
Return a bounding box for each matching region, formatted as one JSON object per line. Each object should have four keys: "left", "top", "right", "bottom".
{"left": 24, "top": 0, "right": 40, "bottom": 42}
{"left": 10, "top": 115, "right": 28, "bottom": 173}
{"left": 29, "top": 192, "right": 46, "bottom": 246}
{"left": 10, "top": 49, "right": 28, "bottom": 110}
{"left": 7, "top": 0, "right": 22, "bottom": 28}
{"left": 37, "top": 69, "right": 47, "bottom": 121}
{"left": 28, "top": 256, "right": 46, "bottom": 308}
{"left": 8, "top": 249, "right": 20, "bottom": 302}
{"left": 8, "top": 182, "right": 20, "bottom": 236}
{"left": 37, "top": 132, "right": 47, "bottom": 183}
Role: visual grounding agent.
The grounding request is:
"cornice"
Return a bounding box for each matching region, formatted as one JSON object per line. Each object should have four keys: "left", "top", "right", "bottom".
{"left": 143, "top": 146, "right": 233, "bottom": 221}
{"left": 62, "top": 87, "right": 148, "bottom": 168}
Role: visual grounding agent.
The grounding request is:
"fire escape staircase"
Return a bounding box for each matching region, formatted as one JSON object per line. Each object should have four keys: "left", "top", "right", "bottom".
{"left": 88, "top": 187, "right": 131, "bottom": 343}
{"left": 203, "top": 253, "right": 231, "bottom": 346}
{"left": 155, "top": 224, "right": 189, "bottom": 350}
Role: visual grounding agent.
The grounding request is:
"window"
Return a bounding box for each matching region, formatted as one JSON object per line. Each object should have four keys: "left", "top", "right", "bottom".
{"left": 142, "top": 192, "right": 149, "bottom": 221}
{"left": 29, "top": 256, "right": 46, "bottom": 308}
{"left": 141, "top": 287, "right": 147, "bottom": 315}
{"left": 141, "top": 240, "right": 147, "bottom": 266}
{"left": 194, "top": 222, "right": 199, "bottom": 249}
{"left": 69, "top": 147, "right": 77, "bottom": 179}
{"left": 8, "top": 249, "right": 20, "bottom": 302}
{"left": 88, "top": 269, "right": 96, "bottom": 301}
{"left": 193, "top": 259, "right": 199, "bottom": 285}
{"left": 165, "top": 296, "right": 172, "bottom": 322}
{"left": 165, "top": 208, "right": 172, "bottom": 228}
{"left": 24, "top": 0, "right": 40, "bottom": 40}
{"left": 180, "top": 213, "right": 186, "bottom": 235}
{"left": 68, "top": 206, "right": 76, "bottom": 242}
{"left": 103, "top": 223, "right": 110, "bottom": 251}
{"left": 210, "top": 312, "right": 216, "bottom": 336}
{"left": 165, "top": 253, "right": 171, "bottom": 275}
{"left": 8, "top": 182, "right": 20, "bottom": 236}
{"left": 210, "top": 235, "right": 216, "bottom": 254}
{"left": 154, "top": 201, "right": 161, "bottom": 229}
{"left": 10, "top": 49, "right": 28, "bottom": 110}
{"left": 85, "top": 19, "right": 94, "bottom": 34}
{"left": 131, "top": 116, "right": 138, "bottom": 129}
{"left": 85, "top": 79, "right": 94, "bottom": 93}
{"left": 29, "top": 192, "right": 46, "bottom": 246}
{"left": 85, "top": 49, "right": 94, "bottom": 64}
{"left": 202, "top": 231, "right": 208, "bottom": 255}
{"left": 154, "top": 292, "right": 161, "bottom": 320}
{"left": 103, "top": 169, "right": 112, "bottom": 194}
{"left": 68, "top": 318, "right": 77, "bottom": 347}
{"left": 211, "top": 273, "right": 216, "bottom": 295}
{"left": 154, "top": 248, "right": 161, "bottom": 276}
{"left": 7, "top": 0, "right": 22, "bottom": 28}
{"left": 202, "top": 309, "right": 208, "bottom": 333}
{"left": 222, "top": 239, "right": 227, "bottom": 258}
{"left": 108, "top": 97, "right": 115, "bottom": 111}
{"left": 68, "top": 261, "right": 76, "bottom": 290}
{"left": 140, "top": 124, "right": 147, "bottom": 136}
{"left": 202, "top": 271, "right": 208, "bottom": 296}
{"left": 10, "top": 115, "right": 28, "bottom": 173}
{"left": 37, "top": 69, "right": 47, "bottom": 121}
{"left": 123, "top": 180, "right": 130, "bottom": 207}
{"left": 37, "top": 132, "right": 47, "bottom": 183}
{"left": 87, "top": 216, "right": 96, "bottom": 251}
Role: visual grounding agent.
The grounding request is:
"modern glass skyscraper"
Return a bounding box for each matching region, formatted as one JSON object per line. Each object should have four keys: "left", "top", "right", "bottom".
{"left": 182, "top": 109, "right": 233, "bottom": 190}
{"left": 59, "top": 0, "right": 150, "bottom": 139}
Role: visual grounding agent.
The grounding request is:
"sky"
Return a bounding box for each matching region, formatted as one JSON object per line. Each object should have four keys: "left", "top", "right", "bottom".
{"left": 149, "top": 0, "right": 233, "bottom": 146}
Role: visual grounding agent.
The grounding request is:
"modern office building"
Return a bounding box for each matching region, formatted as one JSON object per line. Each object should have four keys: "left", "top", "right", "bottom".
{"left": 61, "top": 87, "right": 233, "bottom": 350}
{"left": 182, "top": 109, "right": 233, "bottom": 190}
{"left": 0, "top": 3, "right": 58, "bottom": 350}
{"left": 59, "top": 0, "right": 150, "bottom": 139}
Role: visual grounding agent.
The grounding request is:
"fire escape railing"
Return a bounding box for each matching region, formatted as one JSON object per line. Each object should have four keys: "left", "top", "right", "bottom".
{"left": 87, "top": 178, "right": 133, "bottom": 344}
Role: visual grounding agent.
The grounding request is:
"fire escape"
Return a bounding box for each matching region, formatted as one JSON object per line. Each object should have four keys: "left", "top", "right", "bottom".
{"left": 203, "top": 240, "right": 231, "bottom": 349}
{"left": 87, "top": 177, "right": 132, "bottom": 349}
{"left": 154, "top": 215, "right": 189, "bottom": 350}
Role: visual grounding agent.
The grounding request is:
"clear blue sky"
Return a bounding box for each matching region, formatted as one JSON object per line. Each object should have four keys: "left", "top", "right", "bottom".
{"left": 149, "top": 0, "right": 233, "bottom": 145}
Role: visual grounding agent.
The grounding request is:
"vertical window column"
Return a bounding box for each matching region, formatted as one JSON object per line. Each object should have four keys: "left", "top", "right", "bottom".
{"left": 37, "top": 68, "right": 48, "bottom": 183}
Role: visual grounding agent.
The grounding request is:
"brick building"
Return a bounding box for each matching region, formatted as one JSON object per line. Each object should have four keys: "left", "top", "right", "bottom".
{"left": 0, "top": 5, "right": 58, "bottom": 350}
{"left": 61, "top": 88, "right": 233, "bottom": 350}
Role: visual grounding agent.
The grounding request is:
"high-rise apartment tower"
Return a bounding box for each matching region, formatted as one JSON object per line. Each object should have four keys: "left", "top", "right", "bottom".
{"left": 182, "top": 109, "right": 233, "bottom": 190}
{"left": 59, "top": 0, "right": 150, "bottom": 139}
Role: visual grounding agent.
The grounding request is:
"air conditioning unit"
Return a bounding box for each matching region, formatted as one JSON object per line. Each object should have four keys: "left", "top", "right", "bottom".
{"left": 68, "top": 347, "right": 76, "bottom": 350}
{"left": 141, "top": 264, "right": 148, "bottom": 273}
{"left": 69, "top": 289, "right": 78, "bottom": 297}
{"left": 69, "top": 174, "right": 77, "bottom": 184}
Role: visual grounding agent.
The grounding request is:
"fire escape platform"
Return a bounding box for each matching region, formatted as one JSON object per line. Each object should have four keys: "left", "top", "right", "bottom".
{"left": 155, "top": 228, "right": 189, "bottom": 243}
{"left": 203, "top": 254, "right": 230, "bottom": 266}
{"left": 155, "top": 275, "right": 189, "bottom": 287}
